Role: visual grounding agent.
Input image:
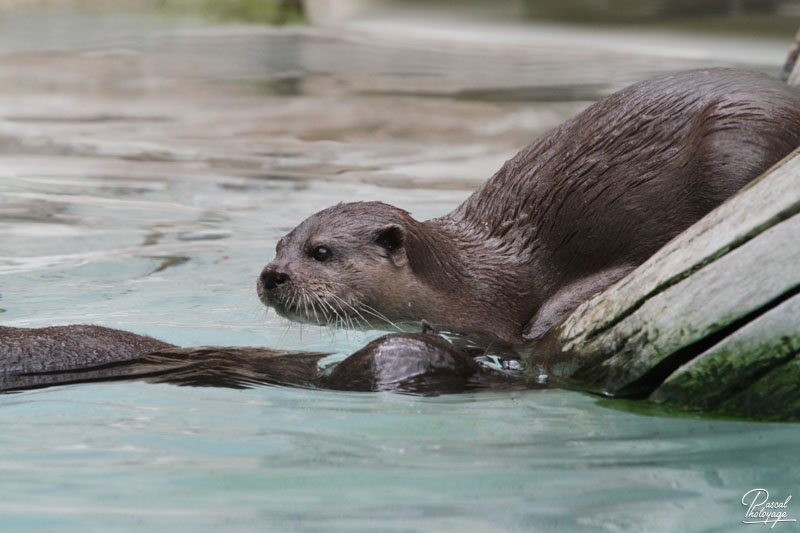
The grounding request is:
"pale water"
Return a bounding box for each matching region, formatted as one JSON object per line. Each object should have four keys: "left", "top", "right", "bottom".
{"left": 1, "top": 10, "right": 799, "bottom": 533}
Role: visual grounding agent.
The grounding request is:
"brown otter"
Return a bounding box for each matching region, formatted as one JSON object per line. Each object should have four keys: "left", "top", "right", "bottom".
{"left": 258, "top": 68, "right": 800, "bottom": 344}
{"left": 0, "top": 325, "right": 173, "bottom": 375}
{"left": 0, "top": 324, "right": 523, "bottom": 393}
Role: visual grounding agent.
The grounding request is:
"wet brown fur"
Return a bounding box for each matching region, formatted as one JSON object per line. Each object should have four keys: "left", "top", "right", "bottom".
{"left": 1, "top": 325, "right": 525, "bottom": 394}
{"left": 260, "top": 68, "right": 800, "bottom": 345}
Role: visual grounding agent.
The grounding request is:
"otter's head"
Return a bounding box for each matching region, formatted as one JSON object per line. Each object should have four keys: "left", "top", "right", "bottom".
{"left": 257, "top": 201, "right": 425, "bottom": 329}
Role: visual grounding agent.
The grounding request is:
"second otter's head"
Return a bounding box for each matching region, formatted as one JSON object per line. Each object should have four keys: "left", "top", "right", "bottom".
{"left": 257, "top": 201, "right": 433, "bottom": 330}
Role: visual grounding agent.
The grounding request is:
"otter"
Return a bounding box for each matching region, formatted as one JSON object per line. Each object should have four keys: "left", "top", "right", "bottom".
{"left": 0, "top": 325, "right": 173, "bottom": 375}
{"left": 0, "top": 325, "right": 524, "bottom": 393}
{"left": 258, "top": 68, "right": 800, "bottom": 344}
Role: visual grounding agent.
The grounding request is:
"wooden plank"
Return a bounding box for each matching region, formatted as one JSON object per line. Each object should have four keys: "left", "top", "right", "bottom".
{"left": 567, "top": 212, "right": 800, "bottom": 393}
{"left": 529, "top": 150, "right": 800, "bottom": 411}
{"left": 649, "top": 292, "right": 800, "bottom": 409}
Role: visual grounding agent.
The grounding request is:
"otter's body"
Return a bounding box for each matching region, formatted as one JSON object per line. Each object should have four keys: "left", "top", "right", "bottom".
{"left": 259, "top": 68, "right": 800, "bottom": 344}
{"left": 0, "top": 325, "right": 174, "bottom": 375}
{"left": 1, "top": 325, "right": 518, "bottom": 393}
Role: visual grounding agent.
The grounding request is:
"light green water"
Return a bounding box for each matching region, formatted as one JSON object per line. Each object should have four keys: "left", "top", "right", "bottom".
{"left": 1, "top": 10, "right": 798, "bottom": 532}
{"left": 3, "top": 380, "right": 800, "bottom": 533}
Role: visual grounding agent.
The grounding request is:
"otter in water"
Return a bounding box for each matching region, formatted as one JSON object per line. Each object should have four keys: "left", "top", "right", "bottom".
{"left": 258, "top": 68, "right": 800, "bottom": 344}
{"left": 0, "top": 325, "right": 523, "bottom": 393}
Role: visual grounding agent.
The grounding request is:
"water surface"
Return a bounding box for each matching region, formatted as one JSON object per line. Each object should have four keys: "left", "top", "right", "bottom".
{"left": 1, "top": 10, "right": 798, "bottom": 532}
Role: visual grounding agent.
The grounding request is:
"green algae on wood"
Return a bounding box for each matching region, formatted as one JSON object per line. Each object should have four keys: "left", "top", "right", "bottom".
{"left": 537, "top": 211, "right": 800, "bottom": 395}
{"left": 718, "top": 355, "right": 800, "bottom": 419}
{"left": 650, "top": 293, "right": 800, "bottom": 409}
{"left": 592, "top": 212, "right": 800, "bottom": 393}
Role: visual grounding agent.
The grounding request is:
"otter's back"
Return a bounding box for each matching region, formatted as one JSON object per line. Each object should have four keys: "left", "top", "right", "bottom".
{"left": 450, "top": 68, "right": 800, "bottom": 277}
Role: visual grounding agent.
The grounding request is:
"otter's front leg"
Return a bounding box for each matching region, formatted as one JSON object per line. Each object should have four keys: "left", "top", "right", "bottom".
{"left": 321, "top": 331, "right": 482, "bottom": 394}
{"left": 523, "top": 265, "right": 636, "bottom": 340}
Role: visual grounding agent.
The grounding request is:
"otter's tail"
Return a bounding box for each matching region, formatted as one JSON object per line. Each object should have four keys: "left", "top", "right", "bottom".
{"left": 783, "top": 28, "right": 800, "bottom": 86}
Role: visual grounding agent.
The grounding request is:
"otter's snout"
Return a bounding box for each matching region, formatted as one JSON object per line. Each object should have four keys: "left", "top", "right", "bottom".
{"left": 260, "top": 266, "right": 290, "bottom": 291}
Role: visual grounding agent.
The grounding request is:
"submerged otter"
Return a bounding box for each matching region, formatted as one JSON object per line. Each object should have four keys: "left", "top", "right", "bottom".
{"left": 0, "top": 325, "right": 523, "bottom": 393}
{"left": 258, "top": 68, "right": 800, "bottom": 344}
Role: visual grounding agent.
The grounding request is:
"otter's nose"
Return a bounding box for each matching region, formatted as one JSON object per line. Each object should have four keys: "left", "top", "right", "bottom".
{"left": 260, "top": 267, "right": 289, "bottom": 290}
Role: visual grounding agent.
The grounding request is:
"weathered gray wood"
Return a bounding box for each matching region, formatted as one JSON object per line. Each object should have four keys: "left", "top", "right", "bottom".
{"left": 552, "top": 212, "right": 800, "bottom": 393}
{"left": 650, "top": 293, "right": 800, "bottom": 409}
{"left": 527, "top": 148, "right": 800, "bottom": 417}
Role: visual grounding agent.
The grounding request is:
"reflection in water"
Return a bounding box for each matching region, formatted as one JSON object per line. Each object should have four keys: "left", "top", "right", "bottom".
{"left": 146, "top": 255, "right": 191, "bottom": 275}
{"left": 362, "top": 83, "right": 614, "bottom": 102}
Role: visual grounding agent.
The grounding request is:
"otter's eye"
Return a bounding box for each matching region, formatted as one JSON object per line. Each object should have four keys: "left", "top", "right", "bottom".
{"left": 311, "top": 246, "right": 332, "bottom": 262}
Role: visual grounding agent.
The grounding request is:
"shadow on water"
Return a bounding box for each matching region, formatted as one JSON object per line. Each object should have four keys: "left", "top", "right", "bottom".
{"left": 249, "top": 73, "right": 613, "bottom": 102}
{"left": 146, "top": 255, "right": 191, "bottom": 274}
{"left": 359, "top": 83, "right": 613, "bottom": 102}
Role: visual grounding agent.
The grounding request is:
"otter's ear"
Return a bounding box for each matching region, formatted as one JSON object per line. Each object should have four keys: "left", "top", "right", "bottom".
{"left": 374, "top": 225, "right": 407, "bottom": 267}
{"left": 420, "top": 319, "right": 438, "bottom": 335}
